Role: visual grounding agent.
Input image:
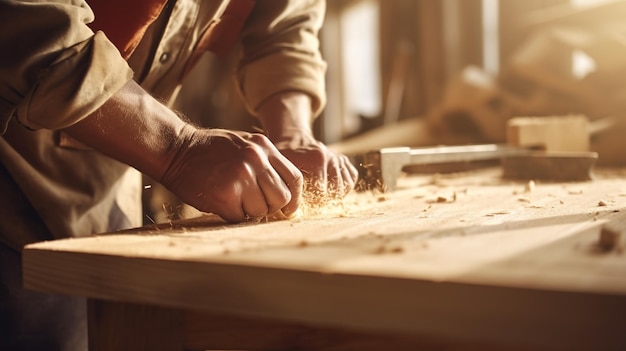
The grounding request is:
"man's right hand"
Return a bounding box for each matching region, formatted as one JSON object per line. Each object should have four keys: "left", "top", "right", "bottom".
{"left": 160, "top": 126, "right": 303, "bottom": 222}
{"left": 64, "top": 80, "right": 302, "bottom": 223}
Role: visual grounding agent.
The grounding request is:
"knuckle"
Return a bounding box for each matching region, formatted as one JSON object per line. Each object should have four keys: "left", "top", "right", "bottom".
{"left": 269, "top": 190, "right": 291, "bottom": 213}
{"left": 308, "top": 148, "right": 326, "bottom": 163}
{"left": 242, "top": 144, "right": 266, "bottom": 161}
{"left": 249, "top": 133, "right": 272, "bottom": 146}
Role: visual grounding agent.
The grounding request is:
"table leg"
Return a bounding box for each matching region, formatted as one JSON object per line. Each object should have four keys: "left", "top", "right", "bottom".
{"left": 87, "top": 299, "right": 184, "bottom": 351}
{"left": 184, "top": 310, "right": 455, "bottom": 351}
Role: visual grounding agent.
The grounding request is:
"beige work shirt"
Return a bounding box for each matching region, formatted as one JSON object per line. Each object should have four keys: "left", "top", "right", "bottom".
{"left": 0, "top": 0, "right": 327, "bottom": 251}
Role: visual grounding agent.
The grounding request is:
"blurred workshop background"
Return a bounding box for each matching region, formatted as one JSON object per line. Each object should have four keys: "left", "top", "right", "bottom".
{"left": 150, "top": 0, "right": 626, "bottom": 222}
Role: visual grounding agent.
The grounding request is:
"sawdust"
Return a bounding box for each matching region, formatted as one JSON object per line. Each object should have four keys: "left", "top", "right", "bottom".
{"left": 486, "top": 210, "right": 510, "bottom": 216}
{"left": 293, "top": 179, "right": 366, "bottom": 220}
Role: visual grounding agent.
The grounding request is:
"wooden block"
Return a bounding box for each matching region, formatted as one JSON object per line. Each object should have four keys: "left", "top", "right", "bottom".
{"left": 501, "top": 151, "right": 598, "bottom": 181}
{"left": 507, "top": 115, "right": 590, "bottom": 152}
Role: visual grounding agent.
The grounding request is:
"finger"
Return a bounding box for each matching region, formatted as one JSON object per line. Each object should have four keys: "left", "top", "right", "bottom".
{"left": 215, "top": 180, "right": 247, "bottom": 223}
{"left": 256, "top": 164, "right": 292, "bottom": 214}
{"left": 341, "top": 156, "right": 359, "bottom": 194}
{"left": 266, "top": 152, "right": 303, "bottom": 217}
{"left": 213, "top": 161, "right": 263, "bottom": 223}
{"left": 241, "top": 168, "right": 270, "bottom": 220}
{"left": 344, "top": 155, "right": 360, "bottom": 183}
{"left": 241, "top": 142, "right": 295, "bottom": 214}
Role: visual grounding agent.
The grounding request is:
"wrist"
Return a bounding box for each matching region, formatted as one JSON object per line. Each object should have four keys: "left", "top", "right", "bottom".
{"left": 256, "top": 92, "right": 314, "bottom": 143}
{"left": 63, "top": 80, "right": 194, "bottom": 181}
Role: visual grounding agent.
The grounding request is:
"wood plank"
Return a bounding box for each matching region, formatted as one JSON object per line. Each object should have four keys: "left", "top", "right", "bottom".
{"left": 23, "top": 168, "right": 626, "bottom": 350}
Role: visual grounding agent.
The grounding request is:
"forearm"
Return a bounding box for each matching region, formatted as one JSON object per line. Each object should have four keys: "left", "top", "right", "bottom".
{"left": 256, "top": 91, "right": 315, "bottom": 144}
{"left": 63, "top": 80, "right": 189, "bottom": 181}
{"left": 64, "top": 80, "right": 303, "bottom": 222}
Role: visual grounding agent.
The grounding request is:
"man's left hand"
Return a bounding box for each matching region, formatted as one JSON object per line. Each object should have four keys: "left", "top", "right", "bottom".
{"left": 256, "top": 92, "right": 359, "bottom": 202}
{"left": 274, "top": 132, "right": 359, "bottom": 200}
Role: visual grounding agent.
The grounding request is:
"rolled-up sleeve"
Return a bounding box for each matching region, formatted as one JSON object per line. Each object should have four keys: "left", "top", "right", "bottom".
{"left": 0, "top": 0, "right": 133, "bottom": 133}
{"left": 236, "top": 0, "right": 327, "bottom": 118}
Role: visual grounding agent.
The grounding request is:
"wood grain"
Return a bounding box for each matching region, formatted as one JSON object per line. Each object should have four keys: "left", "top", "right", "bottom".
{"left": 23, "top": 168, "right": 626, "bottom": 350}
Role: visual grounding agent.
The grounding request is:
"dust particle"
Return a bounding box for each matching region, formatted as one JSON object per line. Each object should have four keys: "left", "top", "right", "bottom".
{"left": 525, "top": 180, "right": 535, "bottom": 193}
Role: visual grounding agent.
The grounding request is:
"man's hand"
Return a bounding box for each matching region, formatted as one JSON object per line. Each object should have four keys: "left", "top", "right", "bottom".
{"left": 65, "top": 80, "right": 303, "bottom": 223}
{"left": 273, "top": 133, "right": 358, "bottom": 199}
{"left": 257, "top": 92, "right": 359, "bottom": 202}
{"left": 160, "top": 126, "right": 303, "bottom": 222}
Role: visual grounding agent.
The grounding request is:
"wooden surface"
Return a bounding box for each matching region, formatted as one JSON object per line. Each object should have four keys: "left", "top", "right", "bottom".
{"left": 23, "top": 167, "right": 626, "bottom": 350}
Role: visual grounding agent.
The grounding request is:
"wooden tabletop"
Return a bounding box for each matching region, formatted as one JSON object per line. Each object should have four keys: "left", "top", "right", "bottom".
{"left": 23, "top": 167, "right": 626, "bottom": 350}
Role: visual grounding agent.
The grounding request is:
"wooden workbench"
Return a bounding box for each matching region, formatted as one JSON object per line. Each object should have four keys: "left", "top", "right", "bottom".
{"left": 23, "top": 167, "right": 626, "bottom": 351}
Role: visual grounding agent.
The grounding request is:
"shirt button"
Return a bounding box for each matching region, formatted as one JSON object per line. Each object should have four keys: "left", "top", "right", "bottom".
{"left": 159, "top": 52, "right": 170, "bottom": 63}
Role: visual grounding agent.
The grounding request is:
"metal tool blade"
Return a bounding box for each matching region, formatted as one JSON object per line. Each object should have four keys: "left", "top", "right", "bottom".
{"left": 357, "top": 144, "right": 536, "bottom": 192}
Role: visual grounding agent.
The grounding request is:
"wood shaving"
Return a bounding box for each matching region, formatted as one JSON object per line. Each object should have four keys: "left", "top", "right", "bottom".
{"left": 486, "top": 210, "right": 510, "bottom": 216}
{"left": 436, "top": 196, "right": 447, "bottom": 203}
{"left": 373, "top": 245, "right": 404, "bottom": 254}
{"left": 427, "top": 195, "right": 454, "bottom": 203}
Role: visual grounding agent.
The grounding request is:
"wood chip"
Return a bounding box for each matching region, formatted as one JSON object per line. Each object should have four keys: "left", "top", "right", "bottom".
{"left": 598, "top": 213, "right": 626, "bottom": 252}
{"left": 599, "top": 228, "right": 622, "bottom": 251}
